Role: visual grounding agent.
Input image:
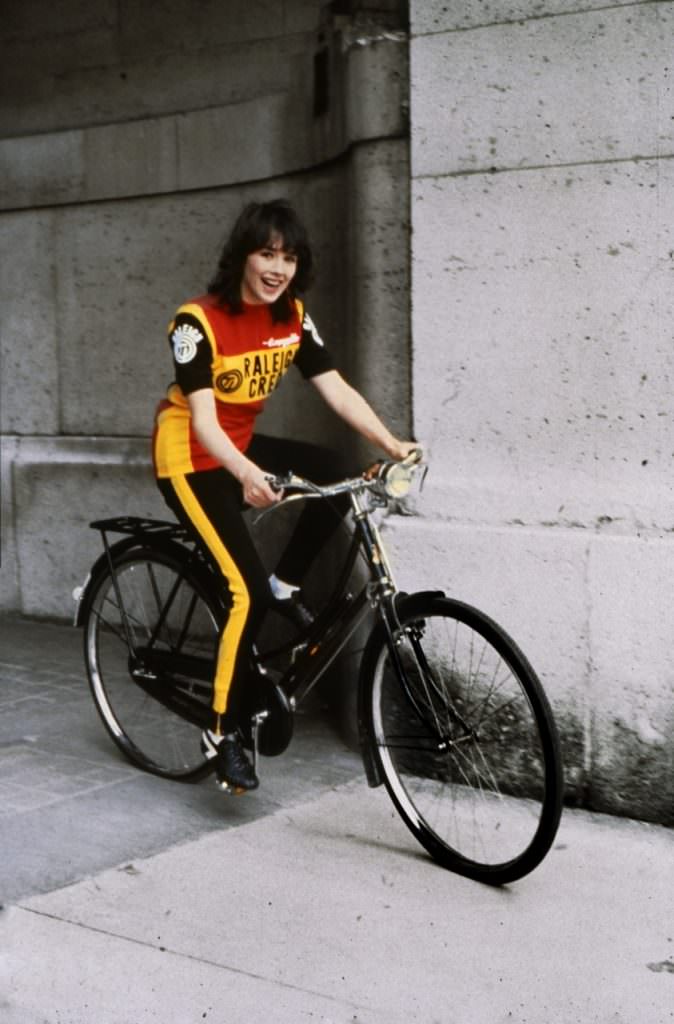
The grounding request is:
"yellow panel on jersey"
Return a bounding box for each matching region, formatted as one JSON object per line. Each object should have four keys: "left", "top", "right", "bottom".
{"left": 211, "top": 343, "right": 300, "bottom": 404}
{"left": 153, "top": 397, "right": 195, "bottom": 478}
{"left": 153, "top": 295, "right": 306, "bottom": 477}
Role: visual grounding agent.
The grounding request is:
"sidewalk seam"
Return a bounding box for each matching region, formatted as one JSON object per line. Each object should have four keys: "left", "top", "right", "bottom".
{"left": 13, "top": 904, "right": 376, "bottom": 1015}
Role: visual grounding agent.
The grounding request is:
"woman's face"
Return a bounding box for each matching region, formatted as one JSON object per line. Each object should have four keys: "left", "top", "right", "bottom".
{"left": 241, "top": 234, "right": 298, "bottom": 305}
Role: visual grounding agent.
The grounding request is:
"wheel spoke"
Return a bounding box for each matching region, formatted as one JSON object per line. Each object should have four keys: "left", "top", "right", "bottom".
{"left": 370, "top": 597, "right": 562, "bottom": 883}
{"left": 84, "top": 550, "right": 220, "bottom": 779}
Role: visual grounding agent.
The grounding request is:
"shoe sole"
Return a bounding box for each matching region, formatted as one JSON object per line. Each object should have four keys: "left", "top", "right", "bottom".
{"left": 215, "top": 779, "right": 248, "bottom": 796}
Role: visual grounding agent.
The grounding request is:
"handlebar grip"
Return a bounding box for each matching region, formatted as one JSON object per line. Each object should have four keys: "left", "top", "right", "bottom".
{"left": 265, "top": 474, "right": 285, "bottom": 494}
{"left": 405, "top": 447, "right": 424, "bottom": 465}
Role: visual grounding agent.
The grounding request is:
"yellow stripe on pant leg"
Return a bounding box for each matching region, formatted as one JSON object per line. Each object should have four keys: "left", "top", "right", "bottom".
{"left": 170, "top": 475, "right": 250, "bottom": 716}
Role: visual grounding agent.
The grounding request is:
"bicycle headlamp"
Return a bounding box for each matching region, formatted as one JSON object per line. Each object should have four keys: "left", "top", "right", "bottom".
{"left": 379, "top": 461, "right": 414, "bottom": 498}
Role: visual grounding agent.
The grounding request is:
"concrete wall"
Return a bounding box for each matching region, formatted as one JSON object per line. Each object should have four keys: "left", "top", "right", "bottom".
{"left": 0, "top": 1, "right": 410, "bottom": 617}
{"left": 394, "top": 0, "right": 673, "bottom": 822}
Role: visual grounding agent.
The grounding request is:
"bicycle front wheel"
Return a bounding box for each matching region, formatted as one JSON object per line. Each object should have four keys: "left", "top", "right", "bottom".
{"left": 364, "top": 593, "right": 563, "bottom": 884}
{"left": 83, "top": 545, "right": 221, "bottom": 780}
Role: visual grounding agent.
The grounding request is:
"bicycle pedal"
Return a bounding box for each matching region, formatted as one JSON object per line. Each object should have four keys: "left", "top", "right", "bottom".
{"left": 215, "top": 779, "right": 248, "bottom": 797}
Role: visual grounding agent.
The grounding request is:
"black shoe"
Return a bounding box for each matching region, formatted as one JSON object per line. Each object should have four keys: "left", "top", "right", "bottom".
{"left": 201, "top": 731, "right": 259, "bottom": 792}
{"left": 273, "top": 592, "right": 314, "bottom": 630}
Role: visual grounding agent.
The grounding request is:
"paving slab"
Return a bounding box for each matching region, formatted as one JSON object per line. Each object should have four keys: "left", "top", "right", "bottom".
{"left": 2, "top": 615, "right": 673, "bottom": 1023}
{"left": 0, "top": 614, "right": 361, "bottom": 903}
{"left": 3, "top": 780, "right": 674, "bottom": 1024}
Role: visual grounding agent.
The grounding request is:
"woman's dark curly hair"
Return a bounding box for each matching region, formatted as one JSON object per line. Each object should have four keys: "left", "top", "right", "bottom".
{"left": 208, "top": 199, "right": 314, "bottom": 322}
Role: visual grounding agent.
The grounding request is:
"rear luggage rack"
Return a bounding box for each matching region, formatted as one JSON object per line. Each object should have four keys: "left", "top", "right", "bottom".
{"left": 89, "top": 516, "right": 189, "bottom": 542}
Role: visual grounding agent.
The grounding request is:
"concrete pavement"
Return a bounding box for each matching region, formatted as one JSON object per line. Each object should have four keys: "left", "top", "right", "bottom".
{"left": 1, "top": 614, "right": 673, "bottom": 1023}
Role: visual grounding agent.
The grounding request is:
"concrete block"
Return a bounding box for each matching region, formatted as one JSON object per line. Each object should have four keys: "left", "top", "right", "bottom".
{"left": 0, "top": 211, "right": 59, "bottom": 434}
{"left": 411, "top": 3, "right": 671, "bottom": 177}
{"left": 410, "top": 159, "right": 674, "bottom": 528}
{"left": 84, "top": 118, "right": 179, "bottom": 199}
{"left": 0, "top": 26, "right": 119, "bottom": 136}
{"left": 380, "top": 514, "right": 674, "bottom": 822}
{"left": 412, "top": 0, "right": 640, "bottom": 35}
{"left": 175, "top": 95, "right": 299, "bottom": 191}
{"left": 0, "top": 98, "right": 300, "bottom": 211}
{"left": 344, "top": 33, "right": 408, "bottom": 144}
{"left": 588, "top": 534, "right": 674, "bottom": 823}
{"left": 53, "top": 191, "right": 232, "bottom": 436}
{"left": 379, "top": 515, "right": 590, "bottom": 797}
{"left": 344, "top": 139, "right": 411, "bottom": 443}
{"left": 0, "top": 131, "right": 84, "bottom": 210}
{"left": 0, "top": 436, "right": 19, "bottom": 611}
{"left": 0, "top": 29, "right": 304, "bottom": 143}
{"left": 118, "top": 0, "right": 288, "bottom": 60}
{"left": 12, "top": 438, "right": 165, "bottom": 619}
{"left": 2, "top": 0, "right": 116, "bottom": 38}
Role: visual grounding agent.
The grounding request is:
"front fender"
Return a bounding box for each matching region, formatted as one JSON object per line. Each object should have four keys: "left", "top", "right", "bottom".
{"left": 357, "top": 590, "right": 445, "bottom": 787}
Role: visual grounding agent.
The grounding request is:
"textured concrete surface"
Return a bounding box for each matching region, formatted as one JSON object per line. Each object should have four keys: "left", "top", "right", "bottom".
{"left": 1, "top": 615, "right": 673, "bottom": 1024}
{"left": 0, "top": 1, "right": 411, "bottom": 623}
{"left": 0, "top": 614, "right": 361, "bottom": 906}
{"left": 408, "top": 1, "right": 674, "bottom": 823}
{"left": 411, "top": 4, "right": 671, "bottom": 176}
{"left": 8, "top": 439, "right": 165, "bottom": 618}
{"left": 4, "top": 788, "right": 674, "bottom": 1024}
{"left": 381, "top": 515, "right": 674, "bottom": 824}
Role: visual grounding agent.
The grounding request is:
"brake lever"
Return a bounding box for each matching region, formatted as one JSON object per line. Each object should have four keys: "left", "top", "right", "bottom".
{"left": 264, "top": 471, "right": 299, "bottom": 493}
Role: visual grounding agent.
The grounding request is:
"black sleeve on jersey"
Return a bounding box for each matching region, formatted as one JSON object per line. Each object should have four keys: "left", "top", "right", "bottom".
{"left": 293, "top": 310, "right": 336, "bottom": 379}
{"left": 169, "top": 313, "right": 213, "bottom": 394}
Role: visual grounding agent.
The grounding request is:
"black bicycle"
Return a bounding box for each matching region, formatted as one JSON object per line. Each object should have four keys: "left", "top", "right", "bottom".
{"left": 74, "top": 453, "right": 563, "bottom": 885}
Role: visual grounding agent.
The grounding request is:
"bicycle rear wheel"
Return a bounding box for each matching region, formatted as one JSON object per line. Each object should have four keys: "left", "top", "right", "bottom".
{"left": 83, "top": 545, "right": 221, "bottom": 780}
{"left": 364, "top": 593, "right": 563, "bottom": 884}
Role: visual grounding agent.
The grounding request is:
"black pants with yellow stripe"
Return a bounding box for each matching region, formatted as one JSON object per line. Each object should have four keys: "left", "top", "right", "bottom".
{"left": 157, "top": 435, "right": 349, "bottom": 732}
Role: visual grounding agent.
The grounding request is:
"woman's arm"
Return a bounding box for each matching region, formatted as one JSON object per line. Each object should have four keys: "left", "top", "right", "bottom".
{"left": 311, "top": 370, "right": 418, "bottom": 461}
{"left": 187, "top": 389, "right": 279, "bottom": 507}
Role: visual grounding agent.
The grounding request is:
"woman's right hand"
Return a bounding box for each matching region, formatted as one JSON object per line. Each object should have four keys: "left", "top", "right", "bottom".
{"left": 238, "top": 461, "right": 281, "bottom": 508}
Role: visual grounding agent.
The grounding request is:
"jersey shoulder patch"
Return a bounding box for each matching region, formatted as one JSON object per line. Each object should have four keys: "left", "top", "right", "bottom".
{"left": 171, "top": 322, "right": 204, "bottom": 364}
{"left": 302, "top": 311, "right": 324, "bottom": 347}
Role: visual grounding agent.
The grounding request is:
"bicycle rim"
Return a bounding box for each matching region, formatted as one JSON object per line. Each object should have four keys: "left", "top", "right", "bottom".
{"left": 369, "top": 596, "right": 563, "bottom": 884}
{"left": 84, "top": 548, "right": 220, "bottom": 780}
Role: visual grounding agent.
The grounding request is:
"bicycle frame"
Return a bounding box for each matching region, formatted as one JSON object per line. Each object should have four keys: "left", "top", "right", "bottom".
{"left": 76, "top": 458, "right": 426, "bottom": 745}
{"left": 259, "top": 487, "right": 401, "bottom": 707}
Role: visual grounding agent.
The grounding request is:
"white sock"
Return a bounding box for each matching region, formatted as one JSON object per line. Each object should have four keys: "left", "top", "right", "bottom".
{"left": 269, "top": 573, "right": 299, "bottom": 600}
{"left": 207, "top": 729, "right": 236, "bottom": 744}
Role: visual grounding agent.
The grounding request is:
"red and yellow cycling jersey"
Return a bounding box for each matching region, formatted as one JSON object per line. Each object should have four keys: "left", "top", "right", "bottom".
{"left": 153, "top": 294, "right": 334, "bottom": 478}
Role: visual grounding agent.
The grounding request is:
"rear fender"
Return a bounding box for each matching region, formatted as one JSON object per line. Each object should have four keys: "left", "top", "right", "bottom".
{"left": 73, "top": 536, "right": 141, "bottom": 628}
{"left": 73, "top": 536, "right": 221, "bottom": 628}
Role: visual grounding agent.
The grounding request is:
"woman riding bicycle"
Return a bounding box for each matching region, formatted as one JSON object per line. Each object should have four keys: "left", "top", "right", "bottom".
{"left": 153, "top": 198, "right": 417, "bottom": 793}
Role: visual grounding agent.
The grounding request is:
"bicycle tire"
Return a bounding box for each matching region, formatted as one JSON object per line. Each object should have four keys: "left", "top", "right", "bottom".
{"left": 82, "top": 544, "right": 222, "bottom": 780}
{"left": 363, "top": 593, "right": 563, "bottom": 884}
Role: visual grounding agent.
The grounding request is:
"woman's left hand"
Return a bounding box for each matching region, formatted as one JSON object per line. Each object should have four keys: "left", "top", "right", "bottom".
{"left": 387, "top": 440, "right": 423, "bottom": 462}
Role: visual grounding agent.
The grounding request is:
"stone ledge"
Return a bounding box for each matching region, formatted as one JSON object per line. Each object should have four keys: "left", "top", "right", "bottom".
{"left": 10, "top": 435, "right": 154, "bottom": 466}
{"left": 2, "top": 436, "right": 164, "bottom": 617}
{"left": 380, "top": 513, "right": 674, "bottom": 824}
{"left": 0, "top": 34, "right": 408, "bottom": 211}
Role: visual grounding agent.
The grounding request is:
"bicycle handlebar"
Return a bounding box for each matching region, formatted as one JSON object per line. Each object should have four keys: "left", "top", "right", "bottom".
{"left": 262, "top": 448, "right": 425, "bottom": 510}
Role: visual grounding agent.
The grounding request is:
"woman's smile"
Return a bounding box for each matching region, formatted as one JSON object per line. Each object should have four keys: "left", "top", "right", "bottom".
{"left": 241, "top": 237, "right": 298, "bottom": 305}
